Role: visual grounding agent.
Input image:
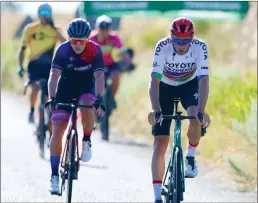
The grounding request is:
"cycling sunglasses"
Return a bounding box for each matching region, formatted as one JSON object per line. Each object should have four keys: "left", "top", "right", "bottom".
{"left": 69, "top": 38, "right": 88, "bottom": 46}
{"left": 171, "top": 36, "right": 192, "bottom": 45}
{"left": 38, "top": 10, "right": 52, "bottom": 16}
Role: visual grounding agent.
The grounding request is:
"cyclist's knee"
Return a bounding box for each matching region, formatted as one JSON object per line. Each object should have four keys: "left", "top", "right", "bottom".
{"left": 31, "top": 82, "right": 40, "bottom": 92}
{"left": 51, "top": 109, "right": 70, "bottom": 123}
{"left": 111, "top": 71, "right": 120, "bottom": 80}
{"left": 187, "top": 106, "right": 199, "bottom": 125}
{"left": 78, "top": 93, "right": 96, "bottom": 105}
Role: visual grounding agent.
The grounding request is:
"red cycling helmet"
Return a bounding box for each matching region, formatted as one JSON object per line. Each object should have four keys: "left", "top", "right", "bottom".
{"left": 170, "top": 17, "right": 195, "bottom": 38}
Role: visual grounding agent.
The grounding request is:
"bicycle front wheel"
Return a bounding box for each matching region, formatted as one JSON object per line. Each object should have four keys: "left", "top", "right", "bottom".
{"left": 100, "top": 88, "right": 111, "bottom": 141}
{"left": 166, "top": 147, "right": 183, "bottom": 203}
{"left": 67, "top": 131, "right": 77, "bottom": 203}
{"left": 39, "top": 105, "right": 46, "bottom": 158}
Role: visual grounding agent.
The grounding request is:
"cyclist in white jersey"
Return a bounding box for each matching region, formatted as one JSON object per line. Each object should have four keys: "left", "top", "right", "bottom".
{"left": 148, "top": 17, "right": 211, "bottom": 202}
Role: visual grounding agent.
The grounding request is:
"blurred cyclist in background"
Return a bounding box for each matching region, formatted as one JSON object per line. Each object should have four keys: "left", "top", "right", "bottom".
{"left": 18, "top": 3, "right": 66, "bottom": 124}
{"left": 89, "top": 15, "right": 124, "bottom": 108}
{"left": 119, "top": 48, "right": 136, "bottom": 73}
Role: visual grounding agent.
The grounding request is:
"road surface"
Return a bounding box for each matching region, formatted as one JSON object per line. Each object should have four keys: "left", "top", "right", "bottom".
{"left": 2, "top": 91, "right": 257, "bottom": 202}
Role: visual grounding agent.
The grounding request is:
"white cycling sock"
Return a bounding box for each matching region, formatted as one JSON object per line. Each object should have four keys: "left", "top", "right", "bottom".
{"left": 186, "top": 142, "right": 198, "bottom": 157}
{"left": 153, "top": 180, "right": 162, "bottom": 200}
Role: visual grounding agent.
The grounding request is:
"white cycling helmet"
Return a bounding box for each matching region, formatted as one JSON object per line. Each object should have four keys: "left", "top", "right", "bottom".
{"left": 95, "top": 15, "right": 112, "bottom": 29}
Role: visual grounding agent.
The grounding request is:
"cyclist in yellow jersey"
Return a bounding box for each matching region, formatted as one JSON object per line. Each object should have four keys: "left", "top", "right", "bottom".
{"left": 18, "top": 3, "right": 66, "bottom": 123}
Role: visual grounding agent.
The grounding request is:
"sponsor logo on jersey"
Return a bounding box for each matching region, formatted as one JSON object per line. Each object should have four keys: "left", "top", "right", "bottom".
{"left": 67, "top": 64, "right": 92, "bottom": 71}
{"left": 155, "top": 38, "right": 172, "bottom": 56}
{"left": 192, "top": 39, "right": 208, "bottom": 60}
{"left": 152, "top": 62, "right": 160, "bottom": 67}
{"left": 164, "top": 62, "right": 196, "bottom": 72}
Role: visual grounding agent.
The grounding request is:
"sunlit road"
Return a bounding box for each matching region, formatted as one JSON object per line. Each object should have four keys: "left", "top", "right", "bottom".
{"left": 2, "top": 91, "right": 257, "bottom": 202}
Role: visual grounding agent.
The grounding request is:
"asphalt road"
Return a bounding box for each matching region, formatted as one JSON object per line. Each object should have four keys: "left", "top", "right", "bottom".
{"left": 1, "top": 91, "right": 257, "bottom": 202}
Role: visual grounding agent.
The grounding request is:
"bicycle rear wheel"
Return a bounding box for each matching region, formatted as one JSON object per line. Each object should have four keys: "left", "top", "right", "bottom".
{"left": 165, "top": 147, "right": 183, "bottom": 203}
{"left": 66, "top": 130, "right": 77, "bottom": 203}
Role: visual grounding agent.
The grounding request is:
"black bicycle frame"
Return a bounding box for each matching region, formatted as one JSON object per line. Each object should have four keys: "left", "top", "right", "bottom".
{"left": 57, "top": 100, "right": 92, "bottom": 196}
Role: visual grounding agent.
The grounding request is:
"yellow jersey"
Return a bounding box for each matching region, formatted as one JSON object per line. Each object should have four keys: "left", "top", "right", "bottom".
{"left": 21, "top": 21, "right": 59, "bottom": 63}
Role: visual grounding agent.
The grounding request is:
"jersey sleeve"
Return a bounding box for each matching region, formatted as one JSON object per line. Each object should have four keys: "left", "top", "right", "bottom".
{"left": 51, "top": 44, "right": 64, "bottom": 70}
{"left": 196, "top": 41, "right": 209, "bottom": 80}
{"left": 151, "top": 40, "right": 166, "bottom": 79}
{"left": 92, "top": 46, "right": 104, "bottom": 72}
{"left": 21, "top": 25, "right": 31, "bottom": 48}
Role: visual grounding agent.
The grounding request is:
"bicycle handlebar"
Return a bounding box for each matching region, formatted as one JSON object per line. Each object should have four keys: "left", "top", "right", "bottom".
{"left": 162, "top": 115, "right": 195, "bottom": 120}
{"left": 161, "top": 113, "right": 207, "bottom": 136}
{"left": 57, "top": 103, "right": 92, "bottom": 109}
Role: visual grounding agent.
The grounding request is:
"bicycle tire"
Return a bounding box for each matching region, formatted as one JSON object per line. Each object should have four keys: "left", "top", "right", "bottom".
{"left": 67, "top": 130, "right": 76, "bottom": 203}
{"left": 165, "top": 147, "right": 183, "bottom": 203}
{"left": 39, "top": 105, "right": 46, "bottom": 158}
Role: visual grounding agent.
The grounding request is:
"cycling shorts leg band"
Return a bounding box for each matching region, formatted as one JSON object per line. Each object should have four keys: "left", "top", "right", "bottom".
{"left": 78, "top": 93, "right": 96, "bottom": 104}
{"left": 51, "top": 109, "right": 70, "bottom": 122}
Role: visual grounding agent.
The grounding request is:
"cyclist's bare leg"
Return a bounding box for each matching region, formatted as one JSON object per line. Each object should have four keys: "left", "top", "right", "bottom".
{"left": 152, "top": 136, "right": 169, "bottom": 200}
{"left": 49, "top": 120, "right": 68, "bottom": 176}
{"left": 110, "top": 71, "right": 120, "bottom": 98}
{"left": 79, "top": 99, "right": 95, "bottom": 141}
{"left": 30, "top": 82, "right": 40, "bottom": 110}
{"left": 185, "top": 106, "right": 201, "bottom": 178}
{"left": 28, "top": 83, "right": 40, "bottom": 123}
{"left": 186, "top": 106, "right": 201, "bottom": 153}
{"left": 50, "top": 120, "right": 67, "bottom": 155}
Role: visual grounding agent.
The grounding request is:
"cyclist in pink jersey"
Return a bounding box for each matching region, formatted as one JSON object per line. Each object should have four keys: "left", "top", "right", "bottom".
{"left": 90, "top": 15, "right": 124, "bottom": 108}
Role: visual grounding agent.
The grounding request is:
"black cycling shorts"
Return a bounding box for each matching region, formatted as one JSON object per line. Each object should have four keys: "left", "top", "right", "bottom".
{"left": 153, "top": 78, "right": 199, "bottom": 136}
{"left": 51, "top": 78, "right": 96, "bottom": 122}
{"left": 27, "top": 61, "right": 51, "bottom": 82}
{"left": 104, "top": 63, "right": 120, "bottom": 77}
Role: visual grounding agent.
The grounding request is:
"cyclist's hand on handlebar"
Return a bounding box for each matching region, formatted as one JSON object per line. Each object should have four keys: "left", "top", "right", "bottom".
{"left": 148, "top": 110, "right": 162, "bottom": 126}
{"left": 45, "top": 97, "right": 57, "bottom": 112}
{"left": 18, "top": 66, "right": 24, "bottom": 78}
{"left": 196, "top": 112, "right": 211, "bottom": 128}
{"left": 93, "top": 96, "right": 105, "bottom": 117}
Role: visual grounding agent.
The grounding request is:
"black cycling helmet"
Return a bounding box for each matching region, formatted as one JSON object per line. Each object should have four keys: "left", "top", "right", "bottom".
{"left": 67, "top": 18, "right": 91, "bottom": 39}
{"left": 95, "top": 15, "right": 112, "bottom": 30}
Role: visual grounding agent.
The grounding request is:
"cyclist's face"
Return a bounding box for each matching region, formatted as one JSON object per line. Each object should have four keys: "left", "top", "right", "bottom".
{"left": 70, "top": 38, "right": 88, "bottom": 54}
{"left": 99, "top": 28, "right": 110, "bottom": 39}
{"left": 171, "top": 35, "right": 192, "bottom": 55}
{"left": 173, "top": 44, "right": 191, "bottom": 55}
{"left": 38, "top": 10, "right": 52, "bottom": 24}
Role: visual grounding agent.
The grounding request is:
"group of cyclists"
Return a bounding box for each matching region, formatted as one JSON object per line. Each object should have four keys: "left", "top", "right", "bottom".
{"left": 17, "top": 3, "right": 211, "bottom": 202}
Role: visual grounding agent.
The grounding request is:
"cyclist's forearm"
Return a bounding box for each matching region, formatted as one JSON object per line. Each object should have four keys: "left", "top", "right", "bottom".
{"left": 48, "top": 69, "right": 60, "bottom": 98}
{"left": 18, "top": 47, "right": 25, "bottom": 67}
{"left": 149, "top": 77, "right": 161, "bottom": 112}
{"left": 198, "top": 77, "right": 209, "bottom": 113}
{"left": 94, "top": 71, "right": 105, "bottom": 96}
